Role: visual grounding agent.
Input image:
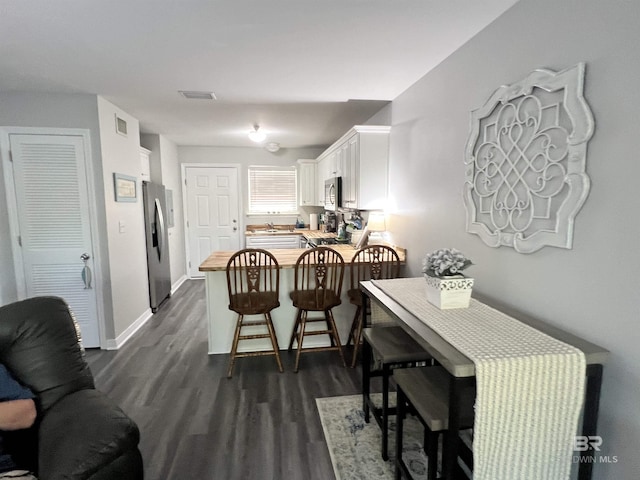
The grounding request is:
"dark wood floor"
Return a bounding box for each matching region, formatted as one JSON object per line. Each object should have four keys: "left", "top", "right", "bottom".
{"left": 85, "top": 279, "right": 363, "bottom": 480}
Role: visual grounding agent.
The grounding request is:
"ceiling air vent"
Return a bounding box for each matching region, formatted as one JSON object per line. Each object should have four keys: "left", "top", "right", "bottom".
{"left": 178, "top": 90, "right": 217, "bottom": 100}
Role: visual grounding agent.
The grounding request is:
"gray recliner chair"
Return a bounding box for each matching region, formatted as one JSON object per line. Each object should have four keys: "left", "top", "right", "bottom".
{"left": 0, "top": 296, "right": 143, "bottom": 480}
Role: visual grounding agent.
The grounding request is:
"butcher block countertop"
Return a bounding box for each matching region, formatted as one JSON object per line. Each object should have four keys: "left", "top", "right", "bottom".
{"left": 302, "top": 230, "right": 338, "bottom": 239}
{"left": 199, "top": 245, "right": 406, "bottom": 272}
{"left": 244, "top": 226, "right": 337, "bottom": 239}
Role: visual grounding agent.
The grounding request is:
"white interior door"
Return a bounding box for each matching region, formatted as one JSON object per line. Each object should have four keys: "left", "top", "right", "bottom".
{"left": 6, "top": 132, "right": 101, "bottom": 347}
{"left": 185, "top": 166, "right": 240, "bottom": 278}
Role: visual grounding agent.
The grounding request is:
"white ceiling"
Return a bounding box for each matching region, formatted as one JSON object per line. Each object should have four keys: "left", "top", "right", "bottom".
{"left": 0, "top": 0, "right": 518, "bottom": 149}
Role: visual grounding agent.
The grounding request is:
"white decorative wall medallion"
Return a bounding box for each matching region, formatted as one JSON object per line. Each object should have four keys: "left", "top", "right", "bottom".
{"left": 463, "top": 63, "right": 594, "bottom": 253}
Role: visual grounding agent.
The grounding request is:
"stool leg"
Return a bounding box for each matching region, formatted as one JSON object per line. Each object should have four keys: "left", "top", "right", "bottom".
{"left": 381, "top": 364, "right": 391, "bottom": 460}
{"left": 324, "top": 310, "right": 335, "bottom": 347}
{"left": 327, "top": 308, "right": 346, "bottom": 367}
{"left": 288, "top": 309, "right": 302, "bottom": 351}
{"left": 346, "top": 305, "right": 360, "bottom": 347}
{"left": 265, "top": 312, "right": 284, "bottom": 373}
{"left": 363, "top": 338, "right": 371, "bottom": 422}
{"left": 349, "top": 305, "right": 362, "bottom": 368}
{"left": 294, "top": 310, "right": 307, "bottom": 373}
{"left": 427, "top": 431, "right": 439, "bottom": 480}
{"left": 227, "top": 314, "right": 243, "bottom": 378}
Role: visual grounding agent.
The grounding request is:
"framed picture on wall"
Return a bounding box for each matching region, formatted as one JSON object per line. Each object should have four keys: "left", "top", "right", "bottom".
{"left": 113, "top": 173, "right": 137, "bottom": 202}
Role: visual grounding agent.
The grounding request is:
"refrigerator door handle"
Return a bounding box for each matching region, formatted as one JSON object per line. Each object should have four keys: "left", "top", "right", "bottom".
{"left": 155, "top": 198, "right": 165, "bottom": 261}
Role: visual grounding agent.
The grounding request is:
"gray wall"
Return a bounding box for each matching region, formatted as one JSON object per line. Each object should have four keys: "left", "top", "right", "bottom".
{"left": 386, "top": 0, "right": 639, "bottom": 477}
{"left": 96, "top": 96, "right": 151, "bottom": 341}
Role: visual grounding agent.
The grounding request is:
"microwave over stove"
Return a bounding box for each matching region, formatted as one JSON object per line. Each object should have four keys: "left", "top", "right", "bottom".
{"left": 324, "top": 177, "right": 342, "bottom": 211}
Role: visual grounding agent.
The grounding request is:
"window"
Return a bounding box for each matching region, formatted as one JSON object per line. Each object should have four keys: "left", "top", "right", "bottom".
{"left": 247, "top": 166, "right": 298, "bottom": 214}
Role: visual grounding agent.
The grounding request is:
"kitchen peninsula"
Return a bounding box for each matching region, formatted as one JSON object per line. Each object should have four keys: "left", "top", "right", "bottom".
{"left": 199, "top": 245, "right": 406, "bottom": 354}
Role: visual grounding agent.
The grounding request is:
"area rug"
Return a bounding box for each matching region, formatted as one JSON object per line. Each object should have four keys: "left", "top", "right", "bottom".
{"left": 316, "top": 393, "right": 430, "bottom": 480}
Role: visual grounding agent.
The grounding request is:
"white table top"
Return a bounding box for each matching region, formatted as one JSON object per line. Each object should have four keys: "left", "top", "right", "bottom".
{"left": 362, "top": 278, "right": 608, "bottom": 377}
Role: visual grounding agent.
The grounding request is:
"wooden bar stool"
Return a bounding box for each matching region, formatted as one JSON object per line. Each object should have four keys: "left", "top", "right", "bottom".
{"left": 287, "top": 247, "right": 346, "bottom": 372}
{"left": 394, "top": 367, "right": 475, "bottom": 480}
{"left": 362, "top": 325, "right": 433, "bottom": 460}
{"left": 345, "top": 244, "right": 401, "bottom": 367}
{"left": 225, "top": 248, "right": 283, "bottom": 378}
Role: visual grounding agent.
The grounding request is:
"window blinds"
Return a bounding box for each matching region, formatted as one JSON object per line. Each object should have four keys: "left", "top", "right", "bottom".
{"left": 248, "top": 167, "right": 298, "bottom": 214}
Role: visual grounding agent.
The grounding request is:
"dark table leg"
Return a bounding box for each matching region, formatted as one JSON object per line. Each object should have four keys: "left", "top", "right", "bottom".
{"left": 442, "top": 375, "right": 475, "bottom": 479}
{"left": 578, "top": 363, "right": 604, "bottom": 480}
{"left": 442, "top": 375, "right": 462, "bottom": 479}
{"left": 395, "top": 386, "right": 406, "bottom": 480}
{"left": 382, "top": 363, "right": 391, "bottom": 460}
{"left": 361, "top": 289, "right": 369, "bottom": 330}
{"left": 362, "top": 291, "right": 371, "bottom": 421}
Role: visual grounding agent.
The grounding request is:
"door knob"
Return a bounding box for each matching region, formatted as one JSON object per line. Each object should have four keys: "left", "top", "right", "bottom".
{"left": 80, "top": 253, "right": 91, "bottom": 261}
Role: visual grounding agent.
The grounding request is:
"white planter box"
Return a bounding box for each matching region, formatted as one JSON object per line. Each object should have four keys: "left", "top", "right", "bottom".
{"left": 424, "top": 274, "right": 474, "bottom": 309}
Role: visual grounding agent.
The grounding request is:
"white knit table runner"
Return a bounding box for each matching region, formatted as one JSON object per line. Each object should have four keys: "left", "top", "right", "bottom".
{"left": 372, "top": 278, "right": 586, "bottom": 480}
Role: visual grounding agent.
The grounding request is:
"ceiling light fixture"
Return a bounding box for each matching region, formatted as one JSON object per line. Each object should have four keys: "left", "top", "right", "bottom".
{"left": 248, "top": 124, "right": 266, "bottom": 143}
{"left": 265, "top": 142, "right": 280, "bottom": 153}
{"left": 178, "top": 90, "right": 217, "bottom": 100}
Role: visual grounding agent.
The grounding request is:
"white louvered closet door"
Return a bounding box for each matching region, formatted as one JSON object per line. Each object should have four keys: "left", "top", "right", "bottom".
{"left": 9, "top": 133, "right": 100, "bottom": 347}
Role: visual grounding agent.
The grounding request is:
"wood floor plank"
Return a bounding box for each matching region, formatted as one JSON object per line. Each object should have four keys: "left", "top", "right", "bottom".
{"left": 86, "top": 280, "right": 363, "bottom": 480}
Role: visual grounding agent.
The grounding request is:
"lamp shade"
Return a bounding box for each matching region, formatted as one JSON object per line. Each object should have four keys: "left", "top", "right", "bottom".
{"left": 367, "top": 211, "right": 386, "bottom": 232}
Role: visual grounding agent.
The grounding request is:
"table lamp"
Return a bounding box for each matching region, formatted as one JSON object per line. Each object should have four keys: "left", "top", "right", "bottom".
{"left": 367, "top": 211, "right": 386, "bottom": 245}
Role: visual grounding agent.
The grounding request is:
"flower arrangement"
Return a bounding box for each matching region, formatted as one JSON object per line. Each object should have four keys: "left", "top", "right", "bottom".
{"left": 422, "top": 248, "right": 473, "bottom": 278}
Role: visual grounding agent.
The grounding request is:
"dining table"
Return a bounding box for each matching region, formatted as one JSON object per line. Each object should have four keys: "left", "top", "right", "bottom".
{"left": 360, "top": 277, "right": 609, "bottom": 480}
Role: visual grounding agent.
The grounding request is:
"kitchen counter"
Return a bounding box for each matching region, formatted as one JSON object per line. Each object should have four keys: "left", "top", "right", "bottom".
{"left": 199, "top": 244, "right": 406, "bottom": 354}
{"left": 245, "top": 228, "right": 306, "bottom": 236}
{"left": 199, "top": 244, "right": 405, "bottom": 271}
{"left": 244, "top": 226, "right": 338, "bottom": 239}
{"left": 302, "top": 230, "right": 338, "bottom": 240}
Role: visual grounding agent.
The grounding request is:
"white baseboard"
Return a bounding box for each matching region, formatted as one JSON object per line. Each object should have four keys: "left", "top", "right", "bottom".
{"left": 104, "top": 308, "right": 153, "bottom": 350}
{"left": 103, "top": 275, "right": 188, "bottom": 350}
{"left": 171, "top": 274, "right": 189, "bottom": 295}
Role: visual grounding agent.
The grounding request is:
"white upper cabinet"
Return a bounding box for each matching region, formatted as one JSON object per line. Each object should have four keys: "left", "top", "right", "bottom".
{"left": 343, "top": 134, "right": 359, "bottom": 209}
{"left": 297, "top": 159, "right": 317, "bottom": 206}
{"left": 139, "top": 147, "right": 151, "bottom": 182}
{"left": 315, "top": 126, "right": 390, "bottom": 210}
{"left": 316, "top": 155, "right": 331, "bottom": 206}
{"left": 327, "top": 150, "right": 338, "bottom": 177}
{"left": 334, "top": 143, "right": 346, "bottom": 178}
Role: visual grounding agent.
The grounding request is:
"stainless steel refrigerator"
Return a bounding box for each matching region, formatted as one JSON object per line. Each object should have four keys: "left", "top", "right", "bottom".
{"left": 142, "top": 181, "right": 171, "bottom": 312}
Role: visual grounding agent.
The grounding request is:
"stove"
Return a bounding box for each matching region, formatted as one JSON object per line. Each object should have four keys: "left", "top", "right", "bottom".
{"left": 307, "top": 237, "right": 350, "bottom": 248}
{"left": 307, "top": 238, "right": 337, "bottom": 248}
